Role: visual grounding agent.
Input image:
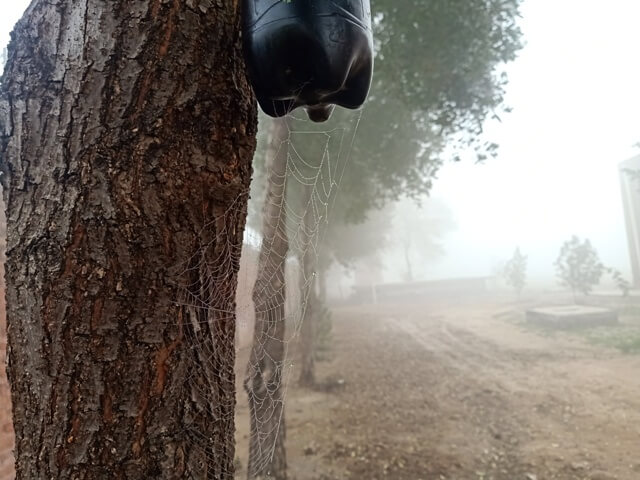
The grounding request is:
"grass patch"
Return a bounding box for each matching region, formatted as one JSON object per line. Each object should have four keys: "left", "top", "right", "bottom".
{"left": 498, "top": 310, "right": 560, "bottom": 338}
{"left": 618, "top": 304, "right": 640, "bottom": 316}
{"left": 581, "top": 326, "right": 640, "bottom": 354}
{"left": 496, "top": 307, "right": 640, "bottom": 354}
{"left": 494, "top": 309, "right": 524, "bottom": 324}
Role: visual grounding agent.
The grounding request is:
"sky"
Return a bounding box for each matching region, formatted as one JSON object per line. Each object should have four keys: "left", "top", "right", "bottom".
{"left": 0, "top": 3, "right": 29, "bottom": 60}
{"left": 425, "top": 0, "right": 640, "bottom": 283}
{"left": 1, "top": 0, "right": 639, "bottom": 285}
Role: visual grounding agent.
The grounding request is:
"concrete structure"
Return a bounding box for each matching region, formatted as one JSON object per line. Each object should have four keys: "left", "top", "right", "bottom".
{"left": 620, "top": 154, "right": 640, "bottom": 288}
{"left": 349, "top": 276, "right": 490, "bottom": 304}
{"left": 526, "top": 305, "right": 618, "bottom": 328}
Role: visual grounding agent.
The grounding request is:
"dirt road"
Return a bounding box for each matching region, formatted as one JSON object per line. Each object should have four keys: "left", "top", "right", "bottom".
{"left": 235, "top": 300, "right": 640, "bottom": 479}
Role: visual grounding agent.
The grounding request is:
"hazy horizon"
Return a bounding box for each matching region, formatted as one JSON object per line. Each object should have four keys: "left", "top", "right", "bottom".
{"left": 2, "top": 0, "right": 639, "bottom": 288}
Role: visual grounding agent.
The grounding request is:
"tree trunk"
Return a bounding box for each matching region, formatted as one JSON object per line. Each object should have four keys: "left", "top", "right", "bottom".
{"left": 244, "top": 118, "right": 289, "bottom": 480}
{"left": 0, "top": 2, "right": 256, "bottom": 479}
{"left": 317, "top": 267, "right": 328, "bottom": 304}
{"left": 298, "top": 186, "right": 316, "bottom": 387}
{"left": 403, "top": 239, "right": 413, "bottom": 282}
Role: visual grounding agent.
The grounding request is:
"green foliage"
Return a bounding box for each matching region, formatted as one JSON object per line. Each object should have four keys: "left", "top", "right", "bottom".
{"left": 372, "top": 0, "right": 523, "bottom": 156}
{"left": 552, "top": 236, "right": 631, "bottom": 299}
{"left": 608, "top": 268, "right": 631, "bottom": 297}
{"left": 554, "top": 236, "right": 605, "bottom": 298}
{"left": 582, "top": 326, "right": 640, "bottom": 354}
{"left": 250, "top": 0, "right": 524, "bottom": 273}
{"left": 322, "top": 0, "right": 523, "bottom": 272}
{"left": 503, "top": 247, "right": 527, "bottom": 295}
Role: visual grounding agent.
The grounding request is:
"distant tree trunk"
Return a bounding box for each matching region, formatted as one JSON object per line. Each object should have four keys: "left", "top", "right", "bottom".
{"left": 0, "top": 2, "right": 256, "bottom": 479}
{"left": 298, "top": 263, "right": 317, "bottom": 387}
{"left": 403, "top": 238, "right": 414, "bottom": 282}
{"left": 298, "top": 186, "right": 316, "bottom": 387}
{"left": 317, "top": 267, "right": 328, "bottom": 304}
{"left": 244, "top": 118, "right": 289, "bottom": 480}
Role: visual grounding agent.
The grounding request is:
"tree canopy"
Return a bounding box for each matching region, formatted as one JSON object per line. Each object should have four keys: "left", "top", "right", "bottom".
{"left": 316, "top": 0, "right": 524, "bottom": 268}
{"left": 250, "top": 0, "right": 524, "bottom": 250}
{"left": 504, "top": 247, "right": 527, "bottom": 295}
{"left": 555, "top": 236, "right": 605, "bottom": 298}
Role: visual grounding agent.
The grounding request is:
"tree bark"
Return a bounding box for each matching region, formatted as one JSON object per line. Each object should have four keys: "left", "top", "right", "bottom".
{"left": 317, "top": 267, "right": 328, "bottom": 304}
{"left": 244, "top": 118, "right": 289, "bottom": 480}
{"left": 298, "top": 185, "right": 316, "bottom": 387}
{"left": 403, "top": 238, "right": 413, "bottom": 282}
{"left": 0, "top": 2, "right": 256, "bottom": 479}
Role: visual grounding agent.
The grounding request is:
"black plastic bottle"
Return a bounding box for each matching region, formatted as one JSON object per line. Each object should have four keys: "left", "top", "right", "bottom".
{"left": 243, "top": 0, "right": 374, "bottom": 122}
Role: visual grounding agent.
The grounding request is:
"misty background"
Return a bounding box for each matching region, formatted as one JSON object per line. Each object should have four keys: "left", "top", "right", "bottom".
{"left": 2, "top": 0, "right": 639, "bottom": 286}
{"left": 2, "top": 2, "right": 640, "bottom": 480}
{"left": 427, "top": 0, "right": 640, "bottom": 285}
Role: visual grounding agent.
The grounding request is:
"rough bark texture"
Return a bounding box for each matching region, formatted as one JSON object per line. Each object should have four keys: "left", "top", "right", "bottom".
{"left": 0, "top": 1, "right": 257, "bottom": 478}
{"left": 244, "top": 118, "right": 288, "bottom": 480}
{"left": 298, "top": 186, "right": 316, "bottom": 388}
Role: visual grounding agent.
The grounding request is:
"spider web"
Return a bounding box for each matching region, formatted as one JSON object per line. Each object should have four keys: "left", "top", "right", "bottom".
{"left": 171, "top": 108, "right": 362, "bottom": 478}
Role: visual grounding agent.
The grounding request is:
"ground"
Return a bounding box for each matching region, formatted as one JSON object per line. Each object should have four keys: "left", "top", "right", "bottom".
{"left": 235, "top": 296, "right": 640, "bottom": 480}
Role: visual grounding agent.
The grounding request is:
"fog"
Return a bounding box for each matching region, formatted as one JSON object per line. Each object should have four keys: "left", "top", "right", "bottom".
{"left": 420, "top": 0, "right": 640, "bottom": 285}
{"left": 2, "top": 1, "right": 640, "bottom": 479}
{"left": 2, "top": 1, "right": 638, "bottom": 286}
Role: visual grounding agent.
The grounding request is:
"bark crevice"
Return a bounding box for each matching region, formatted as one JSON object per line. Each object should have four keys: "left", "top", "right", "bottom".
{"left": 0, "top": 1, "right": 257, "bottom": 478}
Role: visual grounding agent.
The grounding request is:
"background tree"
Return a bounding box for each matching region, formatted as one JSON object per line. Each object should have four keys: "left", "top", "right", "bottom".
{"left": 321, "top": 198, "right": 454, "bottom": 284}
{"left": 298, "top": 0, "right": 523, "bottom": 370}
{"left": 245, "top": 0, "right": 523, "bottom": 475}
{"left": 389, "top": 199, "right": 454, "bottom": 283}
{"left": 503, "top": 247, "right": 527, "bottom": 296}
{"left": 244, "top": 119, "right": 289, "bottom": 479}
{"left": 608, "top": 268, "right": 631, "bottom": 297}
{"left": 555, "top": 236, "right": 605, "bottom": 301}
{"left": 0, "top": 2, "right": 256, "bottom": 478}
{"left": 320, "top": 202, "right": 394, "bottom": 273}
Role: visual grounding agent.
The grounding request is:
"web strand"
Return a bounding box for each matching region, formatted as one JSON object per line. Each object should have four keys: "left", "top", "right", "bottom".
{"left": 171, "top": 108, "right": 363, "bottom": 477}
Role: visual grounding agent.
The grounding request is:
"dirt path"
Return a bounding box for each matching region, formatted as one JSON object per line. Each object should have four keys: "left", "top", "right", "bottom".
{"left": 235, "top": 300, "right": 640, "bottom": 479}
